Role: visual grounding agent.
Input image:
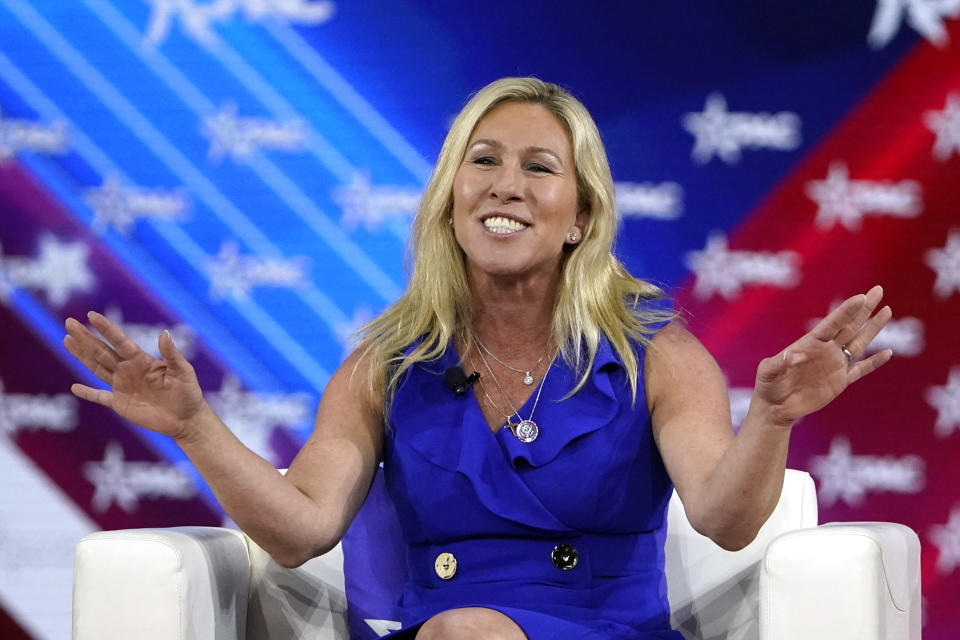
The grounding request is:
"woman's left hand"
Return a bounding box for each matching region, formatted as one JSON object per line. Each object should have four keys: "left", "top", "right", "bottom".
{"left": 752, "top": 285, "right": 893, "bottom": 428}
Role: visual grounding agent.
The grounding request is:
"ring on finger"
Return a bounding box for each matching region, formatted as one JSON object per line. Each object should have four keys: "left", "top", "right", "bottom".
{"left": 841, "top": 344, "right": 855, "bottom": 362}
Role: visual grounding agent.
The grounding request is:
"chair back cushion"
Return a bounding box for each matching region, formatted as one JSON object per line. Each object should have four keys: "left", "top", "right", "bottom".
{"left": 665, "top": 469, "right": 818, "bottom": 640}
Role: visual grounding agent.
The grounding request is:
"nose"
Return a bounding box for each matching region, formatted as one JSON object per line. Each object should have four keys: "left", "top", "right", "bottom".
{"left": 489, "top": 163, "right": 523, "bottom": 203}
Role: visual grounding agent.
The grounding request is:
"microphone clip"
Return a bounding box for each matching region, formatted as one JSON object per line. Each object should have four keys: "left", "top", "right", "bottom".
{"left": 446, "top": 367, "right": 480, "bottom": 396}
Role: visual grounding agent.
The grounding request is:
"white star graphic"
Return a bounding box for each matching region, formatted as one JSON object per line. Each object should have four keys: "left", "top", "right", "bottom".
{"left": 931, "top": 506, "right": 960, "bottom": 574}
{"left": 685, "top": 233, "right": 742, "bottom": 300}
{"left": 333, "top": 172, "right": 375, "bottom": 229}
{"left": 32, "top": 235, "right": 95, "bottom": 306}
{"left": 805, "top": 162, "right": 865, "bottom": 231}
{"left": 925, "top": 93, "right": 960, "bottom": 161}
{"left": 84, "top": 442, "right": 140, "bottom": 513}
{"left": 202, "top": 102, "right": 246, "bottom": 163}
{"left": 924, "top": 229, "right": 960, "bottom": 299}
{"left": 0, "top": 236, "right": 94, "bottom": 306}
{"left": 35, "top": 235, "right": 95, "bottom": 305}
{"left": 682, "top": 93, "right": 743, "bottom": 164}
{"left": 926, "top": 367, "right": 960, "bottom": 438}
{"left": 809, "top": 436, "right": 866, "bottom": 507}
{"left": 206, "top": 242, "right": 249, "bottom": 300}
{"left": 868, "top": 0, "right": 960, "bottom": 49}
{"left": 85, "top": 175, "right": 136, "bottom": 235}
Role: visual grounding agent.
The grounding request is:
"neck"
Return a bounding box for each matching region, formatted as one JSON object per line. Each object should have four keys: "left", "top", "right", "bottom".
{"left": 466, "top": 266, "right": 559, "bottom": 357}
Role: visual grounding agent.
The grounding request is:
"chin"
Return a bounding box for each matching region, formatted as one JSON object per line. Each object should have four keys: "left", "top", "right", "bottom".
{"left": 468, "top": 256, "right": 559, "bottom": 281}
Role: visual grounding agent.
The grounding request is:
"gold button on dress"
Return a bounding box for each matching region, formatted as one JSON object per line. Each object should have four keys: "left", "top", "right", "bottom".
{"left": 434, "top": 552, "right": 457, "bottom": 579}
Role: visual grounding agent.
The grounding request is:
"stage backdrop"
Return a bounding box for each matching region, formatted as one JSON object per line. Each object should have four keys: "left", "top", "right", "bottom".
{"left": 1, "top": 2, "right": 959, "bottom": 638}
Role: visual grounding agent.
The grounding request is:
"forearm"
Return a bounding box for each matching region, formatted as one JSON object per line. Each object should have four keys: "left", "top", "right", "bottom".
{"left": 173, "top": 402, "right": 337, "bottom": 567}
{"left": 688, "top": 398, "right": 793, "bottom": 550}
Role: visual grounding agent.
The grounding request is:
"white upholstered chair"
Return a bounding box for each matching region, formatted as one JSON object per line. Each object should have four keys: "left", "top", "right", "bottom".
{"left": 72, "top": 469, "right": 921, "bottom": 640}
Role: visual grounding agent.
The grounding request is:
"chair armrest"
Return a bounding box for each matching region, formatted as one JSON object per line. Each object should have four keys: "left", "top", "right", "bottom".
{"left": 760, "top": 522, "right": 921, "bottom": 640}
{"left": 73, "top": 527, "right": 250, "bottom": 640}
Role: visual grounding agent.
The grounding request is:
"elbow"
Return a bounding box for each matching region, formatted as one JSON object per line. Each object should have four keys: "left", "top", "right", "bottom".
{"left": 274, "top": 555, "right": 313, "bottom": 570}
{"left": 270, "top": 540, "right": 337, "bottom": 569}
{"left": 267, "top": 528, "right": 341, "bottom": 569}
{"left": 271, "top": 550, "right": 312, "bottom": 569}
{"left": 707, "top": 528, "right": 759, "bottom": 552}
{"left": 687, "top": 510, "right": 762, "bottom": 552}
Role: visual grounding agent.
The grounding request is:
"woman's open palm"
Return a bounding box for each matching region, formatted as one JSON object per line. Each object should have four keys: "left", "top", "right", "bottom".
{"left": 753, "top": 285, "right": 893, "bottom": 426}
{"left": 64, "top": 311, "right": 206, "bottom": 440}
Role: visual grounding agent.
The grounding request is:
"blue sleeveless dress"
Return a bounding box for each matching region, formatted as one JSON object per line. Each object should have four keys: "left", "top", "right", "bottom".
{"left": 382, "top": 316, "right": 683, "bottom": 639}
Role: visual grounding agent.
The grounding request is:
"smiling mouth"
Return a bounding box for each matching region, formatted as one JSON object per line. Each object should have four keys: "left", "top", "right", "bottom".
{"left": 483, "top": 215, "right": 529, "bottom": 234}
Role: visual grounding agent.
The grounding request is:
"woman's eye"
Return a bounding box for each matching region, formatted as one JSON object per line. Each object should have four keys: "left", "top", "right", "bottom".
{"left": 472, "top": 156, "right": 496, "bottom": 166}
{"left": 527, "top": 163, "right": 553, "bottom": 173}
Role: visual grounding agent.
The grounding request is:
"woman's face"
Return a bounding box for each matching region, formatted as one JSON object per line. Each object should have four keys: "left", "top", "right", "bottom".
{"left": 451, "top": 101, "right": 584, "bottom": 282}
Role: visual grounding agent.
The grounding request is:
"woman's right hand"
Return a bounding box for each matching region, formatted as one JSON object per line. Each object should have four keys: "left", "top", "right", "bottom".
{"left": 64, "top": 311, "right": 208, "bottom": 441}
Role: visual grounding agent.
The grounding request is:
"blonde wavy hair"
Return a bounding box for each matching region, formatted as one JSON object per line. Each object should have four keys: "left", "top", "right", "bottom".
{"left": 357, "top": 77, "right": 672, "bottom": 406}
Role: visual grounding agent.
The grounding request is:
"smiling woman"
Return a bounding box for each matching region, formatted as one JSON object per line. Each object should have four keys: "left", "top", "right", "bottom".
{"left": 451, "top": 102, "right": 585, "bottom": 281}
{"left": 64, "top": 77, "right": 893, "bottom": 640}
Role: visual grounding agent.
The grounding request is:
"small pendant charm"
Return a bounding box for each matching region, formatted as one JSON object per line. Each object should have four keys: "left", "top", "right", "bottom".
{"left": 523, "top": 372, "right": 534, "bottom": 385}
{"left": 514, "top": 419, "right": 539, "bottom": 443}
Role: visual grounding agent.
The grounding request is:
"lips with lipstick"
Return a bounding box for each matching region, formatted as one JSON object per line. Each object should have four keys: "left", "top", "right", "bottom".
{"left": 482, "top": 215, "right": 529, "bottom": 234}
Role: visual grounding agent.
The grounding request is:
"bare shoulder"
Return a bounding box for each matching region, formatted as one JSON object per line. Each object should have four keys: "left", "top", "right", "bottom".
{"left": 645, "top": 321, "right": 724, "bottom": 407}
{"left": 326, "top": 346, "right": 384, "bottom": 417}
{"left": 310, "top": 347, "right": 383, "bottom": 442}
{"left": 648, "top": 320, "right": 703, "bottom": 355}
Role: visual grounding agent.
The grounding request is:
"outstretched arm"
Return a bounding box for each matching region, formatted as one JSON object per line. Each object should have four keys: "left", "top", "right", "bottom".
{"left": 649, "top": 286, "right": 892, "bottom": 550}
{"left": 64, "top": 311, "right": 382, "bottom": 567}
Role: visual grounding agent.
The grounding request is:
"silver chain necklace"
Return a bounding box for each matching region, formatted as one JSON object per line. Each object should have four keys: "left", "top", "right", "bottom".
{"left": 472, "top": 367, "right": 515, "bottom": 427}
{"left": 474, "top": 347, "right": 552, "bottom": 443}
{"left": 473, "top": 334, "right": 546, "bottom": 386}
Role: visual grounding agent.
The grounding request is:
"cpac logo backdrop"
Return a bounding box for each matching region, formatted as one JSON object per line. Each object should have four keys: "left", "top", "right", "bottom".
{"left": 1, "top": 2, "right": 960, "bottom": 639}
{"left": 683, "top": 94, "right": 801, "bottom": 165}
{"left": 144, "top": 0, "right": 336, "bottom": 46}
{"left": 0, "top": 236, "right": 94, "bottom": 307}
{"left": 0, "top": 108, "right": 69, "bottom": 162}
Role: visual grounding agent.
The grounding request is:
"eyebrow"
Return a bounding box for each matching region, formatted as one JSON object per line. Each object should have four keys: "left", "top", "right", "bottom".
{"left": 467, "top": 139, "right": 565, "bottom": 165}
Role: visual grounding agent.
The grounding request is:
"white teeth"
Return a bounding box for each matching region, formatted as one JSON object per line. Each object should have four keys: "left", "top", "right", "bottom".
{"left": 483, "top": 216, "right": 528, "bottom": 234}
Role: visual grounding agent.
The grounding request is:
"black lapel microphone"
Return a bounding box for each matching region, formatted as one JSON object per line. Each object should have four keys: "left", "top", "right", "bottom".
{"left": 445, "top": 366, "right": 480, "bottom": 396}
